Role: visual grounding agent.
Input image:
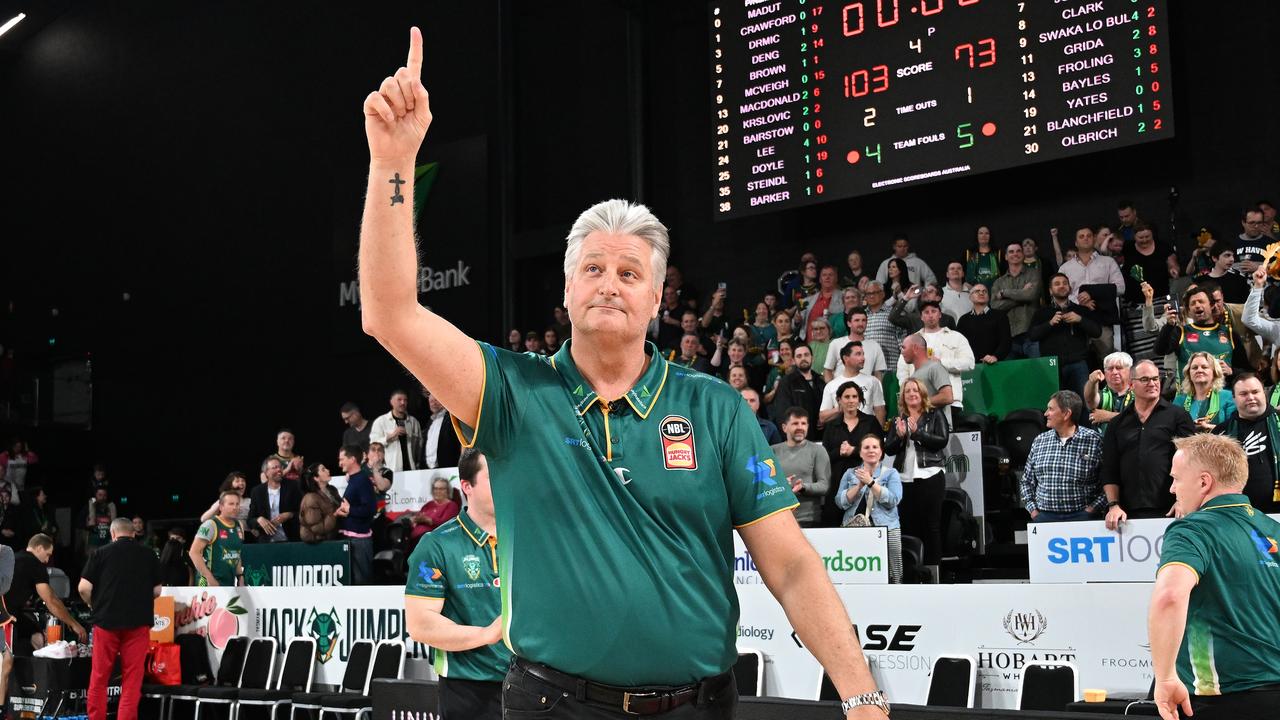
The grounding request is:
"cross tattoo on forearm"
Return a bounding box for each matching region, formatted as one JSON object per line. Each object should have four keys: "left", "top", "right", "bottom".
{"left": 389, "top": 173, "right": 406, "bottom": 206}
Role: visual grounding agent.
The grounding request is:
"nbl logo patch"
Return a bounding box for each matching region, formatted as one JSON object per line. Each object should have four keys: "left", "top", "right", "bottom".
{"left": 659, "top": 415, "right": 697, "bottom": 471}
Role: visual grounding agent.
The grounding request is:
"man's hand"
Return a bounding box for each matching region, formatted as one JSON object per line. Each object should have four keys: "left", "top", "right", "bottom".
{"left": 1061, "top": 311, "right": 1082, "bottom": 324}
{"left": 1105, "top": 504, "right": 1127, "bottom": 531}
{"left": 1254, "top": 266, "right": 1268, "bottom": 289}
{"left": 1090, "top": 409, "right": 1118, "bottom": 425}
{"left": 1217, "top": 359, "right": 1232, "bottom": 377}
{"left": 981, "top": 354, "right": 998, "bottom": 364}
{"left": 1153, "top": 678, "right": 1192, "bottom": 720}
{"left": 257, "top": 517, "right": 277, "bottom": 535}
{"left": 481, "top": 616, "right": 504, "bottom": 645}
{"left": 70, "top": 621, "right": 87, "bottom": 644}
{"left": 1049, "top": 312, "right": 1063, "bottom": 326}
{"left": 788, "top": 475, "right": 803, "bottom": 493}
{"left": 1141, "top": 282, "right": 1154, "bottom": 305}
{"left": 1076, "top": 291, "right": 1096, "bottom": 311}
{"left": 1089, "top": 369, "right": 1106, "bottom": 385}
{"left": 839, "top": 441, "right": 855, "bottom": 457}
{"left": 1241, "top": 259, "right": 1260, "bottom": 274}
{"left": 386, "top": 426, "right": 406, "bottom": 441}
{"left": 1029, "top": 509, "right": 1039, "bottom": 520}
{"left": 364, "top": 27, "right": 432, "bottom": 163}
{"left": 1164, "top": 304, "right": 1179, "bottom": 325}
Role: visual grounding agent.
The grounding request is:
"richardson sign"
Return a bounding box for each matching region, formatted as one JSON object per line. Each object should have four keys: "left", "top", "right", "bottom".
{"left": 733, "top": 528, "right": 888, "bottom": 585}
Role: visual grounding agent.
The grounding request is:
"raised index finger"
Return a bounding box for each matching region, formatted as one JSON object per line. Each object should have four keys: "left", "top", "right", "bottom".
{"left": 407, "top": 26, "right": 423, "bottom": 78}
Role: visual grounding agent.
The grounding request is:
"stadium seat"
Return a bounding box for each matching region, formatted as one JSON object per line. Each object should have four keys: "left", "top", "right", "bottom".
{"left": 238, "top": 637, "right": 317, "bottom": 720}
{"left": 317, "top": 639, "right": 406, "bottom": 719}
{"left": 1016, "top": 661, "right": 1078, "bottom": 711}
{"left": 996, "top": 408, "right": 1047, "bottom": 470}
{"left": 291, "top": 640, "right": 373, "bottom": 720}
{"left": 168, "top": 636, "right": 248, "bottom": 720}
{"left": 196, "top": 636, "right": 276, "bottom": 719}
{"left": 926, "top": 654, "right": 977, "bottom": 708}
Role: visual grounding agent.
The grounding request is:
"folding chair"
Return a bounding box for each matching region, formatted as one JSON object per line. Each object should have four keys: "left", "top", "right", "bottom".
{"left": 317, "top": 640, "right": 405, "bottom": 720}
{"left": 1016, "top": 661, "right": 1079, "bottom": 711}
{"left": 238, "top": 637, "right": 316, "bottom": 720}
{"left": 170, "top": 636, "right": 249, "bottom": 720}
{"left": 195, "top": 636, "right": 276, "bottom": 719}
{"left": 926, "top": 654, "right": 977, "bottom": 708}
{"left": 291, "top": 640, "right": 373, "bottom": 720}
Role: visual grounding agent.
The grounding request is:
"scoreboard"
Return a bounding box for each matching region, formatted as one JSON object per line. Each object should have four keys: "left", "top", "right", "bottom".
{"left": 709, "top": 0, "right": 1175, "bottom": 219}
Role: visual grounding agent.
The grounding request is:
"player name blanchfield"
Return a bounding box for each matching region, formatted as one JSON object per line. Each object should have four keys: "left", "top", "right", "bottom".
{"left": 740, "top": 92, "right": 800, "bottom": 114}
{"left": 740, "top": 14, "right": 796, "bottom": 37}
{"left": 743, "top": 126, "right": 795, "bottom": 144}
{"left": 1046, "top": 105, "right": 1133, "bottom": 132}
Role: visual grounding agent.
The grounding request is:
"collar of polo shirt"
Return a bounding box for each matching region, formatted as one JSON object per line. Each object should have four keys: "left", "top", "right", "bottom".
{"left": 550, "top": 339, "right": 670, "bottom": 420}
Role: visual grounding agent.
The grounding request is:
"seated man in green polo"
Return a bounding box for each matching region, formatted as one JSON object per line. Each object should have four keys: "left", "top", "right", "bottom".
{"left": 405, "top": 450, "right": 508, "bottom": 720}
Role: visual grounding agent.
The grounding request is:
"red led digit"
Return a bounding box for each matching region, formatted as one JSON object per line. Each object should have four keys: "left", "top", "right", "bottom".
{"left": 842, "top": 3, "right": 865, "bottom": 36}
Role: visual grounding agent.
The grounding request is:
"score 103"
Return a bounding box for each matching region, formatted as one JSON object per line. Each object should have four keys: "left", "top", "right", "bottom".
{"left": 842, "top": 38, "right": 995, "bottom": 99}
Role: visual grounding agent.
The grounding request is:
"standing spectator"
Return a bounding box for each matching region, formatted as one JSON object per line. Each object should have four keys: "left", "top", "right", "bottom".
{"left": 190, "top": 491, "right": 244, "bottom": 586}
{"left": 699, "top": 286, "right": 731, "bottom": 341}
{"left": 299, "top": 463, "right": 345, "bottom": 543}
{"left": 875, "top": 234, "right": 937, "bottom": 287}
{"left": 802, "top": 266, "right": 841, "bottom": 340}
{"left": 1058, "top": 226, "right": 1125, "bottom": 359}
{"left": 22, "top": 487, "right": 57, "bottom": 542}
{"left": 1202, "top": 243, "right": 1249, "bottom": 305}
{"left": 1234, "top": 207, "right": 1270, "bottom": 275}
{"left": 505, "top": 328, "right": 523, "bottom": 353}
{"left": 1173, "top": 352, "right": 1237, "bottom": 432}
{"left": 765, "top": 311, "right": 796, "bottom": 361}
{"left": 423, "top": 391, "right": 462, "bottom": 470}
{"left": 1085, "top": 352, "right": 1135, "bottom": 433}
{"left": 864, "top": 282, "right": 904, "bottom": 372}
{"left": 741, "top": 387, "right": 782, "bottom": 445}
{"left": 1243, "top": 267, "right": 1280, "bottom": 348}
{"left": 956, "top": 283, "right": 1011, "bottom": 364}
{"left": 786, "top": 258, "right": 820, "bottom": 313}
{"left": 1155, "top": 285, "right": 1251, "bottom": 379}
{"left": 834, "top": 436, "right": 903, "bottom": 582}
{"left": 762, "top": 338, "right": 794, "bottom": 406}
{"left": 1028, "top": 274, "right": 1101, "bottom": 398}
{"left": 664, "top": 264, "right": 700, "bottom": 312}
{"left": 1148, "top": 433, "right": 1280, "bottom": 720}
{"left": 671, "top": 334, "right": 712, "bottom": 373}
{"left": 771, "top": 408, "right": 831, "bottom": 528}
{"left": 710, "top": 339, "right": 749, "bottom": 384}
{"left": 1102, "top": 360, "right": 1197, "bottom": 528}
{"left": 409, "top": 477, "right": 461, "bottom": 544}
{"left": 0, "top": 440, "right": 37, "bottom": 502}
{"left": 827, "top": 286, "right": 863, "bottom": 338}
{"left": 841, "top": 250, "right": 871, "bottom": 290}
{"left": 1019, "top": 391, "right": 1106, "bottom": 522}
{"left": 0, "top": 490, "right": 20, "bottom": 550}
{"left": 824, "top": 308, "right": 887, "bottom": 383}
{"left": 364, "top": 441, "right": 395, "bottom": 553}
{"left": 5, "top": 534, "right": 86, "bottom": 652}
{"left": 1212, "top": 373, "right": 1280, "bottom": 513}
{"left": 748, "top": 301, "right": 776, "bottom": 355}
{"left": 1260, "top": 199, "right": 1279, "bottom": 238}
{"left": 819, "top": 343, "right": 886, "bottom": 426}
{"left": 889, "top": 284, "right": 956, "bottom": 333}
{"left": 158, "top": 526, "right": 192, "bottom": 586}
{"left": 200, "top": 471, "right": 251, "bottom": 528}
{"left": 770, "top": 344, "right": 822, "bottom": 438}
{"left": 371, "top": 388, "right": 423, "bottom": 472}
{"left": 248, "top": 457, "right": 301, "bottom": 543}
{"left": 336, "top": 445, "right": 375, "bottom": 585}
{"left": 991, "top": 242, "right": 1044, "bottom": 359}
{"left": 883, "top": 258, "right": 913, "bottom": 303}
{"left": 896, "top": 302, "right": 974, "bottom": 422}
{"left": 1115, "top": 200, "right": 1150, "bottom": 245}
{"left": 1022, "top": 236, "right": 1049, "bottom": 278}
{"left": 543, "top": 327, "right": 561, "bottom": 355}
{"left": 270, "top": 428, "right": 305, "bottom": 485}
{"left": 940, "top": 261, "right": 973, "bottom": 322}
{"left": 552, "top": 304, "right": 572, "bottom": 342}
{"left": 964, "top": 226, "right": 1002, "bottom": 286}
{"left": 820, "top": 381, "right": 884, "bottom": 526}
{"left": 1121, "top": 227, "right": 1176, "bottom": 304}
{"left": 896, "top": 334, "right": 955, "bottom": 423}
{"left": 84, "top": 486, "right": 117, "bottom": 557}
{"left": 805, "top": 317, "right": 833, "bottom": 375}
{"left": 132, "top": 517, "right": 154, "bottom": 554}
{"left": 78, "top": 518, "right": 161, "bottom": 720}
{"left": 652, "top": 286, "right": 684, "bottom": 350}
{"left": 340, "top": 402, "right": 372, "bottom": 450}
{"left": 883, "top": 378, "right": 950, "bottom": 577}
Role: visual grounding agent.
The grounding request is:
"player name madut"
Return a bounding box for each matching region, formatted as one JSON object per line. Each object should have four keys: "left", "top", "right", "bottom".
{"left": 1046, "top": 105, "right": 1132, "bottom": 132}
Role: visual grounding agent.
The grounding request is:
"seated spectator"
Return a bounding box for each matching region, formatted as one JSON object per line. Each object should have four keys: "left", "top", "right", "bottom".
{"left": 1019, "top": 391, "right": 1105, "bottom": 522}
{"left": 990, "top": 241, "right": 1043, "bottom": 359}
{"left": 824, "top": 308, "right": 887, "bottom": 383}
{"left": 506, "top": 328, "right": 524, "bottom": 352}
{"left": 0, "top": 440, "right": 37, "bottom": 503}
{"left": 299, "top": 463, "right": 346, "bottom": 543}
{"left": 1102, "top": 360, "right": 1197, "bottom": 528}
{"left": 672, "top": 333, "right": 712, "bottom": 373}
{"left": 940, "top": 261, "right": 973, "bottom": 321}
{"left": 270, "top": 428, "right": 305, "bottom": 485}
{"left": 158, "top": 526, "right": 193, "bottom": 586}
{"left": 875, "top": 234, "right": 937, "bottom": 288}
{"left": 771, "top": 407, "right": 831, "bottom": 528}
{"left": 1155, "top": 284, "right": 1252, "bottom": 379}
{"left": 835, "top": 436, "right": 903, "bottom": 580}
{"left": 1173, "top": 351, "right": 1236, "bottom": 432}
{"left": 770, "top": 343, "right": 822, "bottom": 438}
{"left": 762, "top": 339, "right": 794, "bottom": 406}
{"left": 741, "top": 387, "right": 781, "bottom": 445}
{"left": 248, "top": 457, "right": 301, "bottom": 543}
{"left": 409, "top": 477, "right": 461, "bottom": 544}
{"left": 340, "top": 402, "right": 372, "bottom": 451}
{"left": 897, "top": 303, "right": 973, "bottom": 420}
{"left": 884, "top": 378, "right": 949, "bottom": 578}
{"left": 190, "top": 491, "right": 244, "bottom": 587}
{"left": 840, "top": 250, "right": 871, "bottom": 290}
{"left": 820, "top": 381, "right": 884, "bottom": 526}
{"left": 956, "top": 283, "right": 1011, "bottom": 364}
{"left": 543, "top": 327, "right": 561, "bottom": 355}
{"left": 1085, "top": 352, "right": 1135, "bottom": 433}
{"left": 1202, "top": 243, "right": 1249, "bottom": 305}
{"left": 337, "top": 445, "right": 376, "bottom": 585}
{"left": 819, "top": 343, "right": 887, "bottom": 426}
{"left": 22, "top": 487, "right": 57, "bottom": 542}
{"left": 1029, "top": 273, "right": 1101, "bottom": 398}
{"left": 965, "top": 226, "right": 1002, "bottom": 286}
{"left": 1121, "top": 227, "right": 1176, "bottom": 305}
{"left": 1212, "top": 373, "right": 1280, "bottom": 513}
{"left": 200, "top": 471, "right": 251, "bottom": 528}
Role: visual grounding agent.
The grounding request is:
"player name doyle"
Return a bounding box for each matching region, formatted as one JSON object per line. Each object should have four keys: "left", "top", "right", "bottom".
{"left": 896, "top": 99, "right": 938, "bottom": 115}
{"left": 893, "top": 131, "right": 946, "bottom": 150}
{"left": 1038, "top": 14, "right": 1131, "bottom": 43}
{"left": 1046, "top": 105, "right": 1132, "bottom": 132}
{"left": 751, "top": 159, "right": 785, "bottom": 174}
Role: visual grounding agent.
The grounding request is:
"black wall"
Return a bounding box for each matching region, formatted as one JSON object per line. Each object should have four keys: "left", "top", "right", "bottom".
{"left": 1, "top": 0, "right": 1277, "bottom": 517}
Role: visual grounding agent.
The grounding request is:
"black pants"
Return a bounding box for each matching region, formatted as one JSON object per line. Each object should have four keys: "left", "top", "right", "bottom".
{"left": 900, "top": 472, "right": 945, "bottom": 565}
{"left": 440, "top": 676, "right": 504, "bottom": 720}
{"left": 1189, "top": 686, "right": 1280, "bottom": 720}
{"left": 502, "top": 661, "right": 736, "bottom": 720}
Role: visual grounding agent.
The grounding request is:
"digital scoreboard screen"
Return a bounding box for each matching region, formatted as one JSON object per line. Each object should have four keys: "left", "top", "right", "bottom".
{"left": 709, "top": 0, "right": 1175, "bottom": 219}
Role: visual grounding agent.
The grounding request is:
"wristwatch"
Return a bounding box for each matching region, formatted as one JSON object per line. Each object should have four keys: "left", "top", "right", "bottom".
{"left": 841, "top": 690, "right": 890, "bottom": 716}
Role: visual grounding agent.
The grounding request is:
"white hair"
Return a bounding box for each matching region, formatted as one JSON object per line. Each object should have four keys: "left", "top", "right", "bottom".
{"left": 564, "top": 199, "right": 670, "bottom": 291}
{"left": 1103, "top": 351, "right": 1134, "bottom": 370}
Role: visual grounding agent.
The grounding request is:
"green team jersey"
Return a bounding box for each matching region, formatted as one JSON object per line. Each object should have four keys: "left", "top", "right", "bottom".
{"left": 1158, "top": 494, "right": 1280, "bottom": 695}
{"left": 1174, "top": 321, "right": 1234, "bottom": 378}
{"left": 195, "top": 516, "right": 242, "bottom": 587}
{"left": 454, "top": 340, "right": 798, "bottom": 686}
{"left": 404, "top": 510, "right": 510, "bottom": 682}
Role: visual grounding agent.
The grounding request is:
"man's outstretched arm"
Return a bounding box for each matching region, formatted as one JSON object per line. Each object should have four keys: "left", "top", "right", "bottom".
{"left": 359, "top": 27, "right": 483, "bottom": 427}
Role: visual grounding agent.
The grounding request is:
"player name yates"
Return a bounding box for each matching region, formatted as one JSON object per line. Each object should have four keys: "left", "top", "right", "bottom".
{"left": 893, "top": 131, "right": 946, "bottom": 150}
{"left": 1038, "top": 14, "right": 1131, "bottom": 43}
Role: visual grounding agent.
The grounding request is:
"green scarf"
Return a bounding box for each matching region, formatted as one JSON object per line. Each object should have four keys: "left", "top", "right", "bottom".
{"left": 1181, "top": 389, "right": 1222, "bottom": 423}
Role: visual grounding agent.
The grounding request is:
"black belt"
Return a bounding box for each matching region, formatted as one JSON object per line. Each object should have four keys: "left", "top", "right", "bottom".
{"left": 512, "top": 657, "right": 732, "bottom": 716}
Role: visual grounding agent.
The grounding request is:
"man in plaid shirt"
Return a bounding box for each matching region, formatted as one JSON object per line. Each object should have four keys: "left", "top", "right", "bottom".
{"left": 1020, "top": 390, "right": 1107, "bottom": 522}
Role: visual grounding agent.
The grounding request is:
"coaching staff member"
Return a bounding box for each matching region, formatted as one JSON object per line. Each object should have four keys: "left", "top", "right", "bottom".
{"left": 1148, "top": 434, "right": 1280, "bottom": 720}
{"left": 358, "top": 29, "right": 887, "bottom": 720}
{"left": 79, "top": 518, "right": 161, "bottom": 720}
{"left": 405, "top": 450, "right": 509, "bottom": 719}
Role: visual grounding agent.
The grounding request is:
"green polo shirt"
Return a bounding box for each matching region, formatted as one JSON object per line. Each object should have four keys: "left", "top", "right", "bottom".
{"left": 453, "top": 339, "right": 798, "bottom": 686}
{"left": 404, "top": 510, "right": 510, "bottom": 682}
{"left": 195, "top": 516, "right": 241, "bottom": 587}
{"left": 1158, "top": 494, "right": 1280, "bottom": 695}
